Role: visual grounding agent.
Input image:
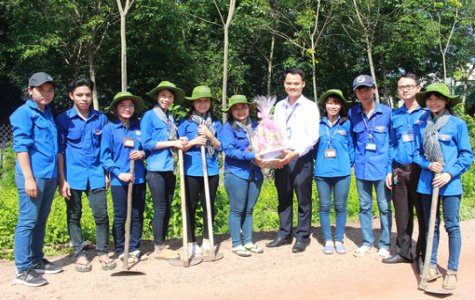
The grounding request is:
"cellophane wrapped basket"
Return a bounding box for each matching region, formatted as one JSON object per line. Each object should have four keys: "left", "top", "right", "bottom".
{"left": 251, "top": 96, "right": 286, "bottom": 162}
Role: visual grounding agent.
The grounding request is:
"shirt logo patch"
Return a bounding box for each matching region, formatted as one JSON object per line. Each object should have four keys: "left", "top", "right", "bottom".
{"left": 375, "top": 126, "right": 385, "bottom": 133}
{"left": 439, "top": 134, "right": 451, "bottom": 141}
{"left": 135, "top": 130, "right": 141, "bottom": 136}
{"left": 337, "top": 130, "right": 346, "bottom": 136}
{"left": 95, "top": 129, "right": 102, "bottom": 135}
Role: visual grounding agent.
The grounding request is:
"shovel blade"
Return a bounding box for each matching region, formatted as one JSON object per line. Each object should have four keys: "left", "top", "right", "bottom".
{"left": 202, "top": 252, "right": 224, "bottom": 262}
{"left": 424, "top": 287, "right": 453, "bottom": 295}
{"left": 168, "top": 256, "right": 203, "bottom": 267}
{"left": 111, "top": 270, "right": 146, "bottom": 277}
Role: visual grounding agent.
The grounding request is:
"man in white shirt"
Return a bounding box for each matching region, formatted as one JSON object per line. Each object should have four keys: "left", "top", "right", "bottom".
{"left": 266, "top": 68, "right": 320, "bottom": 253}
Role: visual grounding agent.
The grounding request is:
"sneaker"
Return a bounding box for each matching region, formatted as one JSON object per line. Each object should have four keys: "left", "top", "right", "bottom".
{"left": 353, "top": 245, "right": 374, "bottom": 257}
{"left": 443, "top": 270, "right": 457, "bottom": 290}
{"left": 322, "top": 241, "right": 334, "bottom": 255}
{"left": 119, "top": 250, "right": 140, "bottom": 263}
{"left": 154, "top": 245, "right": 179, "bottom": 260}
{"left": 334, "top": 242, "right": 347, "bottom": 255}
{"left": 188, "top": 242, "right": 203, "bottom": 255}
{"left": 377, "top": 248, "right": 390, "bottom": 258}
{"left": 15, "top": 269, "right": 48, "bottom": 287}
{"left": 33, "top": 259, "right": 63, "bottom": 274}
{"left": 201, "top": 239, "right": 211, "bottom": 251}
{"left": 427, "top": 266, "right": 442, "bottom": 282}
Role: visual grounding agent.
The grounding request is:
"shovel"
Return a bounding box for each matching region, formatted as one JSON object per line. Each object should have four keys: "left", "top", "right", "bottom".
{"left": 169, "top": 148, "right": 203, "bottom": 267}
{"left": 201, "top": 145, "right": 223, "bottom": 262}
{"left": 418, "top": 172, "right": 452, "bottom": 295}
{"left": 112, "top": 160, "right": 145, "bottom": 276}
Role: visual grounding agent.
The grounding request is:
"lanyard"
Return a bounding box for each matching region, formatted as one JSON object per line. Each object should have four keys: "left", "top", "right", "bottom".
{"left": 361, "top": 112, "right": 375, "bottom": 141}
{"left": 325, "top": 119, "right": 340, "bottom": 149}
{"left": 285, "top": 103, "right": 299, "bottom": 127}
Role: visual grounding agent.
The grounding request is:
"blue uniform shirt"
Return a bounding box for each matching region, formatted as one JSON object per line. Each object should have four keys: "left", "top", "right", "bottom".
{"left": 140, "top": 109, "right": 177, "bottom": 172}
{"left": 414, "top": 115, "right": 473, "bottom": 196}
{"left": 56, "top": 108, "right": 107, "bottom": 190}
{"left": 100, "top": 119, "right": 146, "bottom": 186}
{"left": 348, "top": 102, "right": 393, "bottom": 181}
{"left": 220, "top": 120, "right": 263, "bottom": 181}
{"left": 10, "top": 100, "right": 58, "bottom": 178}
{"left": 177, "top": 117, "right": 222, "bottom": 176}
{"left": 314, "top": 117, "right": 354, "bottom": 177}
{"left": 390, "top": 105, "right": 428, "bottom": 165}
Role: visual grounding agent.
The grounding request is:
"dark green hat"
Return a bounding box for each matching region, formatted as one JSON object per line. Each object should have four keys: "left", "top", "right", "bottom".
{"left": 318, "top": 89, "right": 350, "bottom": 107}
{"left": 146, "top": 81, "right": 185, "bottom": 104}
{"left": 415, "top": 82, "right": 460, "bottom": 108}
{"left": 109, "top": 91, "right": 145, "bottom": 115}
{"left": 222, "top": 94, "right": 256, "bottom": 112}
{"left": 185, "top": 85, "right": 217, "bottom": 101}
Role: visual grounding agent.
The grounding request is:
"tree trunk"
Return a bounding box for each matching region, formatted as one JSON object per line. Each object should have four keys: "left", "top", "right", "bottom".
{"left": 221, "top": 0, "right": 236, "bottom": 123}
{"left": 120, "top": 13, "right": 127, "bottom": 92}
{"left": 311, "top": 41, "right": 318, "bottom": 102}
{"left": 88, "top": 50, "right": 99, "bottom": 110}
{"left": 267, "top": 34, "right": 275, "bottom": 96}
{"left": 366, "top": 40, "right": 380, "bottom": 103}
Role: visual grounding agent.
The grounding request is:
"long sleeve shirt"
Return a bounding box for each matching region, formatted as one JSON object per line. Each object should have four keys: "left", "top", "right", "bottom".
{"left": 10, "top": 100, "right": 58, "bottom": 178}
{"left": 56, "top": 108, "right": 107, "bottom": 190}
{"left": 273, "top": 95, "right": 320, "bottom": 157}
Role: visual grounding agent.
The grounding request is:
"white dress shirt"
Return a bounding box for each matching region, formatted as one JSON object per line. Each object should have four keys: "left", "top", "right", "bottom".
{"left": 273, "top": 95, "right": 320, "bottom": 157}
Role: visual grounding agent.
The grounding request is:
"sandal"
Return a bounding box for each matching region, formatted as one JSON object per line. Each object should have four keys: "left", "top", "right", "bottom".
{"left": 99, "top": 256, "right": 117, "bottom": 271}
{"left": 232, "top": 245, "right": 252, "bottom": 257}
{"left": 243, "top": 243, "right": 264, "bottom": 254}
{"left": 74, "top": 262, "right": 92, "bottom": 273}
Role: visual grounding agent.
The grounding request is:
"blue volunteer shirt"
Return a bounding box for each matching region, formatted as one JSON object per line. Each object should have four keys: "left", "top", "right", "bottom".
{"left": 140, "top": 109, "right": 176, "bottom": 172}
{"left": 177, "top": 117, "right": 222, "bottom": 176}
{"left": 414, "top": 115, "right": 473, "bottom": 196}
{"left": 390, "top": 105, "right": 428, "bottom": 165}
{"left": 10, "top": 100, "right": 58, "bottom": 178}
{"left": 56, "top": 108, "right": 107, "bottom": 190}
{"left": 348, "top": 102, "right": 393, "bottom": 181}
{"left": 220, "top": 120, "right": 263, "bottom": 181}
{"left": 100, "top": 119, "right": 146, "bottom": 186}
{"left": 314, "top": 117, "right": 354, "bottom": 177}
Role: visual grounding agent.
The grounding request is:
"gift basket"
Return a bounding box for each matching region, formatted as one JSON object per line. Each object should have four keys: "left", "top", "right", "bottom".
{"left": 251, "top": 96, "right": 286, "bottom": 162}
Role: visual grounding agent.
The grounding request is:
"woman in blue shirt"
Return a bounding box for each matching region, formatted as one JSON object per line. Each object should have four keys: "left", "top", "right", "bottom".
{"left": 221, "top": 95, "right": 265, "bottom": 257}
{"left": 177, "top": 86, "right": 222, "bottom": 254}
{"left": 414, "top": 83, "right": 473, "bottom": 290}
{"left": 101, "top": 91, "right": 146, "bottom": 262}
{"left": 141, "top": 81, "right": 187, "bottom": 259}
{"left": 314, "top": 89, "right": 354, "bottom": 255}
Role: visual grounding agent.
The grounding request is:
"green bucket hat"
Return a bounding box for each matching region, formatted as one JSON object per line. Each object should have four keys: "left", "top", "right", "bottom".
{"left": 415, "top": 82, "right": 460, "bottom": 108}
{"left": 318, "top": 89, "right": 350, "bottom": 108}
{"left": 222, "top": 94, "right": 256, "bottom": 112}
{"left": 146, "top": 81, "right": 185, "bottom": 105}
{"left": 185, "top": 85, "right": 217, "bottom": 101}
{"left": 109, "top": 91, "right": 145, "bottom": 115}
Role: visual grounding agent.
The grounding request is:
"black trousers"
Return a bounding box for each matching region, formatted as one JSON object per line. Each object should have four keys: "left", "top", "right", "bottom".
{"left": 391, "top": 163, "right": 426, "bottom": 260}
{"left": 184, "top": 175, "right": 219, "bottom": 242}
{"left": 274, "top": 152, "right": 313, "bottom": 241}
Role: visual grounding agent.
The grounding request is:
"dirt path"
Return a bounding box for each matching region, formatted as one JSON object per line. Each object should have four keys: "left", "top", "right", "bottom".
{"left": 1, "top": 219, "right": 474, "bottom": 300}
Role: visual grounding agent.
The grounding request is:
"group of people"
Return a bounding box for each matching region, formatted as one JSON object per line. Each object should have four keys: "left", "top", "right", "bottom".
{"left": 10, "top": 68, "right": 473, "bottom": 292}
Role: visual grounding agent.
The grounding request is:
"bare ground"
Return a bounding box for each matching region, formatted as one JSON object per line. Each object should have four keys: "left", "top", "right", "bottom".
{"left": 1, "top": 219, "right": 475, "bottom": 300}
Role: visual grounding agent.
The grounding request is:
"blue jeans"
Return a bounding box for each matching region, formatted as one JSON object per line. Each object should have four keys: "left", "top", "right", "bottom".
{"left": 146, "top": 171, "right": 176, "bottom": 246}
{"left": 315, "top": 176, "right": 350, "bottom": 242}
{"left": 421, "top": 194, "right": 461, "bottom": 271}
{"left": 356, "top": 179, "right": 392, "bottom": 249}
{"left": 111, "top": 183, "right": 146, "bottom": 254}
{"left": 14, "top": 174, "right": 57, "bottom": 272}
{"left": 225, "top": 172, "right": 263, "bottom": 247}
{"left": 66, "top": 188, "right": 110, "bottom": 256}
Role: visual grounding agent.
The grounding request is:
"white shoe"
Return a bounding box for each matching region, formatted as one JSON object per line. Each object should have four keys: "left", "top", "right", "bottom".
{"left": 377, "top": 248, "right": 390, "bottom": 258}
{"left": 201, "top": 239, "right": 210, "bottom": 251}
{"left": 353, "top": 245, "right": 374, "bottom": 257}
{"left": 188, "top": 242, "right": 202, "bottom": 255}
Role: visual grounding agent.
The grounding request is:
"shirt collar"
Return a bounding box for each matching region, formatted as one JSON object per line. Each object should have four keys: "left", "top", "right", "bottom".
{"left": 111, "top": 118, "right": 139, "bottom": 130}
{"left": 283, "top": 94, "right": 305, "bottom": 108}
{"left": 26, "top": 99, "right": 52, "bottom": 114}
{"left": 67, "top": 106, "right": 98, "bottom": 120}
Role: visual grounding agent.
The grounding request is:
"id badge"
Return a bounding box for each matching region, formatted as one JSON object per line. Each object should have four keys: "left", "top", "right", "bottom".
{"left": 324, "top": 149, "right": 337, "bottom": 158}
{"left": 286, "top": 127, "right": 292, "bottom": 139}
{"left": 123, "top": 137, "right": 135, "bottom": 148}
{"left": 365, "top": 142, "right": 377, "bottom": 151}
{"left": 402, "top": 133, "right": 414, "bottom": 142}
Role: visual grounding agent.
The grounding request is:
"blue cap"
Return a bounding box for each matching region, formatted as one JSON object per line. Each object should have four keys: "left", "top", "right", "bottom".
{"left": 352, "top": 75, "right": 374, "bottom": 91}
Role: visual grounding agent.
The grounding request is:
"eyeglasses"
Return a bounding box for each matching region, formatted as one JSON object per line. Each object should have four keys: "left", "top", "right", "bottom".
{"left": 397, "top": 85, "right": 417, "bottom": 91}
